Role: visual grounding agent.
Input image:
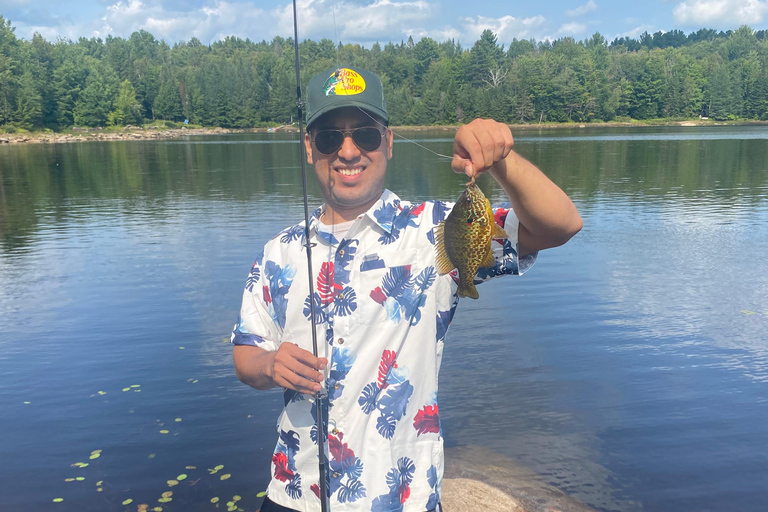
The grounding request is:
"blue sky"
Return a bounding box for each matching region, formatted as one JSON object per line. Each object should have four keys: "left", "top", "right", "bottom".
{"left": 1, "top": 0, "right": 767, "bottom": 46}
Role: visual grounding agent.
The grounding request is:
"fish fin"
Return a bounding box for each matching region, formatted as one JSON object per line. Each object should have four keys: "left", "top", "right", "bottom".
{"left": 479, "top": 247, "right": 496, "bottom": 268}
{"left": 457, "top": 278, "right": 479, "bottom": 299}
{"left": 492, "top": 222, "right": 509, "bottom": 239}
{"left": 434, "top": 222, "right": 455, "bottom": 275}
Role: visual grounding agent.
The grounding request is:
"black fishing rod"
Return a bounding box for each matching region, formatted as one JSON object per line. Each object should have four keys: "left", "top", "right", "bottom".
{"left": 290, "top": 1, "right": 331, "bottom": 511}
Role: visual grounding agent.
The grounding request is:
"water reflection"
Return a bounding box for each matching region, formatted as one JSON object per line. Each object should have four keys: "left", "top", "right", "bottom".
{"left": 1, "top": 127, "right": 768, "bottom": 512}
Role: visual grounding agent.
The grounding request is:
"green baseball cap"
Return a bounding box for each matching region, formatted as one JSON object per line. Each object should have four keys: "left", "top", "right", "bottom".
{"left": 305, "top": 66, "right": 388, "bottom": 130}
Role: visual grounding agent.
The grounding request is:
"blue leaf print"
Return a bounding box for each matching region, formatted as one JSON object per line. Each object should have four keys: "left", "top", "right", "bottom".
{"left": 358, "top": 382, "right": 379, "bottom": 414}
{"left": 374, "top": 202, "right": 398, "bottom": 231}
{"left": 280, "top": 225, "right": 305, "bottom": 244}
{"left": 414, "top": 266, "right": 436, "bottom": 292}
{"left": 345, "top": 458, "right": 364, "bottom": 480}
{"left": 338, "top": 478, "right": 366, "bottom": 503}
{"left": 426, "top": 229, "right": 435, "bottom": 245}
{"left": 286, "top": 474, "right": 302, "bottom": 499}
{"left": 264, "top": 261, "right": 296, "bottom": 329}
{"left": 432, "top": 200, "right": 449, "bottom": 224}
{"left": 427, "top": 465, "right": 438, "bottom": 489}
{"left": 436, "top": 310, "right": 452, "bottom": 342}
{"left": 245, "top": 264, "right": 261, "bottom": 292}
{"left": 334, "top": 286, "right": 357, "bottom": 317}
{"left": 334, "top": 239, "right": 358, "bottom": 285}
{"left": 376, "top": 414, "right": 397, "bottom": 439}
{"left": 378, "top": 230, "right": 398, "bottom": 245}
{"left": 396, "top": 457, "right": 415, "bottom": 487}
{"left": 378, "top": 381, "right": 414, "bottom": 422}
{"left": 332, "top": 347, "right": 356, "bottom": 376}
{"left": 325, "top": 327, "right": 335, "bottom": 345}
{"left": 280, "top": 429, "right": 301, "bottom": 455}
{"left": 381, "top": 265, "right": 413, "bottom": 299}
{"left": 392, "top": 206, "right": 419, "bottom": 231}
{"left": 371, "top": 492, "right": 400, "bottom": 512}
{"left": 303, "top": 293, "right": 327, "bottom": 324}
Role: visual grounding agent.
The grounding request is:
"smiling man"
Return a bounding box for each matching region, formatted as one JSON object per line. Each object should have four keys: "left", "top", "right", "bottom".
{"left": 231, "top": 66, "right": 582, "bottom": 512}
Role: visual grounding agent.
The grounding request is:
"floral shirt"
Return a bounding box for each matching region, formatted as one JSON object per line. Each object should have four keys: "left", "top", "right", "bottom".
{"left": 231, "top": 189, "right": 535, "bottom": 512}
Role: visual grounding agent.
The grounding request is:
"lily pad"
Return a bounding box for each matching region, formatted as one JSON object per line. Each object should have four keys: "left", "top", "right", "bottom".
{"left": 130, "top": 384, "right": 140, "bottom": 388}
{"left": 159, "top": 430, "right": 169, "bottom": 434}
{"left": 176, "top": 474, "right": 187, "bottom": 481}
{"left": 53, "top": 498, "right": 63, "bottom": 503}
{"left": 174, "top": 418, "right": 182, "bottom": 422}
{"left": 162, "top": 491, "right": 173, "bottom": 498}
{"left": 233, "top": 495, "right": 241, "bottom": 501}
{"left": 89, "top": 453, "right": 101, "bottom": 459}
{"left": 158, "top": 497, "right": 172, "bottom": 503}
{"left": 210, "top": 497, "right": 219, "bottom": 504}
{"left": 167, "top": 480, "right": 178, "bottom": 487}
{"left": 65, "top": 478, "right": 75, "bottom": 482}
{"left": 96, "top": 481, "right": 103, "bottom": 486}
{"left": 122, "top": 388, "right": 130, "bottom": 392}
{"left": 98, "top": 391, "right": 107, "bottom": 395}
{"left": 23, "top": 401, "right": 31, "bottom": 404}
{"left": 148, "top": 453, "right": 156, "bottom": 459}
{"left": 185, "top": 466, "right": 196, "bottom": 470}
{"left": 76, "top": 477, "right": 85, "bottom": 481}
{"left": 256, "top": 491, "right": 266, "bottom": 498}
{"left": 122, "top": 499, "right": 133, "bottom": 505}
{"left": 220, "top": 473, "right": 231, "bottom": 480}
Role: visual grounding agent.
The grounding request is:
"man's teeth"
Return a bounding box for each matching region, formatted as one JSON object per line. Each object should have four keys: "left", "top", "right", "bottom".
{"left": 337, "top": 168, "right": 363, "bottom": 176}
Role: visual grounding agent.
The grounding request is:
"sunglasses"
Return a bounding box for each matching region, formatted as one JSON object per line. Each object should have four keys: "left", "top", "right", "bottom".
{"left": 312, "top": 127, "right": 384, "bottom": 155}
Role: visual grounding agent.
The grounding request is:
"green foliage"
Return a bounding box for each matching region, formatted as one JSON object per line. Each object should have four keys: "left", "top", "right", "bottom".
{"left": 0, "top": 19, "right": 767, "bottom": 130}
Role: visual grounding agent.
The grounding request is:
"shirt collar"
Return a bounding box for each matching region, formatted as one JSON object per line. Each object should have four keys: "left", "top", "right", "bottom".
{"left": 307, "top": 189, "right": 402, "bottom": 235}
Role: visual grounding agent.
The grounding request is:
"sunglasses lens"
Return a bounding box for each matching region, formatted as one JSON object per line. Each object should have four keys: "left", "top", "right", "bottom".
{"left": 315, "top": 131, "right": 344, "bottom": 154}
{"left": 352, "top": 128, "right": 382, "bottom": 151}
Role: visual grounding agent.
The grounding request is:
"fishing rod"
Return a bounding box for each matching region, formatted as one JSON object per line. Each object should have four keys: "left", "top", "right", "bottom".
{"left": 290, "top": 1, "right": 331, "bottom": 511}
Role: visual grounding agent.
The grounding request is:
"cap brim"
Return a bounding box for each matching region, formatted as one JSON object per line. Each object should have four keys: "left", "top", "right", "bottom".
{"left": 306, "top": 101, "right": 389, "bottom": 130}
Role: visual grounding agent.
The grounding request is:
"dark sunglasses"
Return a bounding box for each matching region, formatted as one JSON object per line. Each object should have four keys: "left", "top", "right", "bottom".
{"left": 312, "top": 127, "right": 384, "bottom": 155}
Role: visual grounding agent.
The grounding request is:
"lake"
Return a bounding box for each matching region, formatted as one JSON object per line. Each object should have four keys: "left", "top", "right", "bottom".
{"left": 1, "top": 125, "right": 767, "bottom": 512}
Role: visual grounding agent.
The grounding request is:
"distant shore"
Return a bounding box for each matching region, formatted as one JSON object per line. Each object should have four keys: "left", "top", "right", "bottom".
{"left": 2, "top": 119, "right": 767, "bottom": 145}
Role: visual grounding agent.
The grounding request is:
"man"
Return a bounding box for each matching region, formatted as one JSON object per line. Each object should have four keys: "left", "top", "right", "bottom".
{"left": 232, "top": 66, "right": 582, "bottom": 512}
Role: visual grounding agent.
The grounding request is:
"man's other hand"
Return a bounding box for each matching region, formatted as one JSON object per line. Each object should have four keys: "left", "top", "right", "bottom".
{"left": 269, "top": 343, "right": 328, "bottom": 395}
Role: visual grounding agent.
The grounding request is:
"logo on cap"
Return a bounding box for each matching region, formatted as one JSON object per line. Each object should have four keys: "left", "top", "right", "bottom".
{"left": 323, "top": 68, "right": 367, "bottom": 96}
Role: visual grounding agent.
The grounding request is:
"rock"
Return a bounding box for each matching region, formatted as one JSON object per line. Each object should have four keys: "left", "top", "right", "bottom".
{"left": 124, "top": 125, "right": 134, "bottom": 131}
{"left": 0, "top": 138, "right": 9, "bottom": 144}
{"left": 442, "top": 478, "right": 523, "bottom": 511}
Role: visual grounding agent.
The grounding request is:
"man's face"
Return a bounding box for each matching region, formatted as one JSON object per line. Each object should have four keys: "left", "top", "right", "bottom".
{"left": 304, "top": 107, "right": 393, "bottom": 218}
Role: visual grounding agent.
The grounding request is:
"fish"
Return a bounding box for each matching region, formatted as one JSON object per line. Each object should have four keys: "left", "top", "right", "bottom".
{"left": 434, "top": 182, "right": 509, "bottom": 299}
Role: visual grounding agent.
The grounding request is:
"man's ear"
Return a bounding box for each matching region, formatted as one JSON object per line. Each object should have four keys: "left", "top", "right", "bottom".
{"left": 304, "top": 132, "right": 314, "bottom": 165}
{"left": 385, "top": 128, "right": 393, "bottom": 160}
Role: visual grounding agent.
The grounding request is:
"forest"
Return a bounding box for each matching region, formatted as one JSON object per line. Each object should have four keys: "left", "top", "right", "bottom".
{"left": 1, "top": 15, "right": 767, "bottom": 130}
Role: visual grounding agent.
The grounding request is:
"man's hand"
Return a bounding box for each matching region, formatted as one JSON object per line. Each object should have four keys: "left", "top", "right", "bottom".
{"left": 269, "top": 343, "right": 327, "bottom": 395}
{"left": 452, "top": 118, "right": 514, "bottom": 181}
{"left": 233, "top": 344, "right": 327, "bottom": 395}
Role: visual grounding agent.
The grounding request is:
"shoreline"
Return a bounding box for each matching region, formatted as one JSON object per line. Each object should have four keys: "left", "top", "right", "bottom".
{"left": 2, "top": 119, "right": 767, "bottom": 145}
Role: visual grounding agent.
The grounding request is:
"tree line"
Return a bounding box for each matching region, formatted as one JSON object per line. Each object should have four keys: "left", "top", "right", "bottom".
{"left": 1, "top": 15, "right": 767, "bottom": 130}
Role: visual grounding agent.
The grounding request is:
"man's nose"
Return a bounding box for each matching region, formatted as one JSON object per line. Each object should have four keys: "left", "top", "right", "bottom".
{"left": 338, "top": 133, "right": 361, "bottom": 160}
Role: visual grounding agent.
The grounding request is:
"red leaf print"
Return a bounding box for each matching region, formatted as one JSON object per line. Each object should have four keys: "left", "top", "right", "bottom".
{"left": 310, "top": 484, "right": 320, "bottom": 499}
{"left": 272, "top": 451, "right": 293, "bottom": 482}
{"left": 263, "top": 285, "right": 272, "bottom": 304}
{"left": 370, "top": 287, "right": 387, "bottom": 305}
{"left": 413, "top": 404, "right": 440, "bottom": 436}
{"left": 409, "top": 203, "right": 426, "bottom": 217}
{"left": 328, "top": 433, "right": 356, "bottom": 468}
{"left": 377, "top": 350, "right": 397, "bottom": 389}
{"left": 494, "top": 207, "right": 509, "bottom": 228}
{"left": 317, "top": 262, "right": 342, "bottom": 305}
{"left": 399, "top": 484, "right": 410, "bottom": 503}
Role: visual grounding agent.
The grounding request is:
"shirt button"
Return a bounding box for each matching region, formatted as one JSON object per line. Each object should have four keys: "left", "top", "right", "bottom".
{"left": 334, "top": 382, "right": 341, "bottom": 390}
{"left": 331, "top": 428, "right": 339, "bottom": 435}
{"left": 332, "top": 472, "right": 340, "bottom": 478}
{"left": 339, "top": 249, "right": 345, "bottom": 256}
{"left": 337, "top": 338, "right": 344, "bottom": 345}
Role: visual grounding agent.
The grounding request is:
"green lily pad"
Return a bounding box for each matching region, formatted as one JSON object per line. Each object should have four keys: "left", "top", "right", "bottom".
{"left": 76, "top": 477, "right": 85, "bottom": 481}
{"left": 210, "top": 497, "right": 219, "bottom": 504}
{"left": 122, "top": 499, "right": 133, "bottom": 505}
{"left": 176, "top": 474, "right": 187, "bottom": 481}
{"left": 174, "top": 418, "right": 182, "bottom": 422}
{"left": 256, "top": 491, "right": 267, "bottom": 498}
{"left": 53, "top": 498, "right": 63, "bottom": 503}
{"left": 159, "top": 430, "right": 169, "bottom": 434}
{"left": 220, "top": 473, "right": 231, "bottom": 480}
{"left": 98, "top": 391, "right": 107, "bottom": 395}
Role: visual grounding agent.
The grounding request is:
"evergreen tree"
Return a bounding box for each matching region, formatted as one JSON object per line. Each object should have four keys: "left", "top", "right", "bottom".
{"left": 154, "top": 78, "right": 182, "bottom": 120}
{"left": 108, "top": 79, "right": 143, "bottom": 125}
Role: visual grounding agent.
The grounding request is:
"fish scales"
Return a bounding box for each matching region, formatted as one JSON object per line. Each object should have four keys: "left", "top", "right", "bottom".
{"left": 435, "top": 183, "right": 509, "bottom": 299}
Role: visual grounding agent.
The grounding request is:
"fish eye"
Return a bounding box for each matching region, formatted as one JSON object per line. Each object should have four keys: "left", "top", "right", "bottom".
{"left": 467, "top": 217, "right": 473, "bottom": 224}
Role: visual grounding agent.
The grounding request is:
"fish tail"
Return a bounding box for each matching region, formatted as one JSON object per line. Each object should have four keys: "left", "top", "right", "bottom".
{"left": 457, "top": 278, "right": 479, "bottom": 300}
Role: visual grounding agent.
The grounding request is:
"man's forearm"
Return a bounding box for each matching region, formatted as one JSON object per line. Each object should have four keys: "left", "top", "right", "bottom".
{"left": 233, "top": 345, "right": 277, "bottom": 390}
{"left": 490, "top": 150, "right": 582, "bottom": 254}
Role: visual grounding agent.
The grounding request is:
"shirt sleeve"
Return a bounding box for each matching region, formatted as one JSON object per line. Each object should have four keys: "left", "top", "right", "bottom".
{"left": 474, "top": 203, "right": 537, "bottom": 284}
{"left": 230, "top": 249, "right": 281, "bottom": 352}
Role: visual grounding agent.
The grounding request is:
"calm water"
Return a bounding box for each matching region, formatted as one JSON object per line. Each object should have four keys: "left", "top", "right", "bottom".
{"left": 1, "top": 125, "right": 767, "bottom": 512}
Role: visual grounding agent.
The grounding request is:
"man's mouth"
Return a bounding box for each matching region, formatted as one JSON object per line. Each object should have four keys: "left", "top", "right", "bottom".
{"left": 335, "top": 166, "right": 364, "bottom": 177}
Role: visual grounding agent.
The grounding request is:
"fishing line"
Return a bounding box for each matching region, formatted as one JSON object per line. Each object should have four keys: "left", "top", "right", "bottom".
{"left": 355, "top": 107, "right": 455, "bottom": 161}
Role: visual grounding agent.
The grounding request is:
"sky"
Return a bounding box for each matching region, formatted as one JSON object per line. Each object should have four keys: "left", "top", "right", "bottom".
{"left": 1, "top": 0, "right": 767, "bottom": 47}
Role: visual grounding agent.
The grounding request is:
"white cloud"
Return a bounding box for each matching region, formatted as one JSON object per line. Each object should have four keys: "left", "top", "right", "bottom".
{"left": 673, "top": 0, "right": 768, "bottom": 26}
{"left": 558, "top": 22, "right": 588, "bottom": 35}
{"left": 566, "top": 0, "right": 597, "bottom": 17}
{"left": 460, "top": 14, "right": 547, "bottom": 44}
{"left": 617, "top": 24, "right": 655, "bottom": 39}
